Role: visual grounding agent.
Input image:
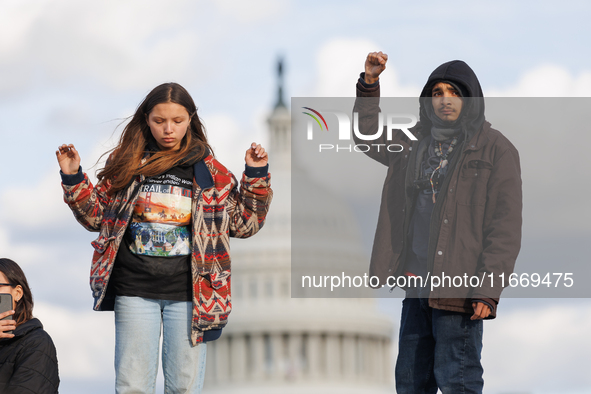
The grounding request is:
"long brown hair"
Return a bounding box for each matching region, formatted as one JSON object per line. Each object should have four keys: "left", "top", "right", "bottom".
{"left": 0, "top": 258, "right": 34, "bottom": 326}
{"left": 98, "top": 83, "right": 212, "bottom": 194}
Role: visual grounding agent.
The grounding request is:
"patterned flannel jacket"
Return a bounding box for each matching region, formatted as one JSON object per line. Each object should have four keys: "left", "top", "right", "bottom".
{"left": 62, "top": 154, "right": 272, "bottom": 345}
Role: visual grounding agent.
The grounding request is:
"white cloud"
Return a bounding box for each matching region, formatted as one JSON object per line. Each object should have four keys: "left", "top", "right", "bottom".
{"left": 0, "top": 242, "right": 47, "bottom": 269}
{"left": 314, "top": 38, "right": 420, "bottom": 97}
{"left": 213, "top": 0, "right": 288, "bottom": 22}
{"left": 0, "top": 0, "right": 46, "bottom": 53}
{"left": 483, "top": 302, "right": 591, "bottom": 392}
{"left": 313, "top": 42, "right": 591, "bottom": 98}
{"left": 488, "top": 65, "right": 591, "bottom": 97}
{"left": 0, "top": 0, "right": 202, "bottom": 91}
{"left": 0, "top": 171, "right": 71, "bottom": 228}
{"left": 204, "top": 112, "right": 266, "bottom": 176}
{"left": 314, "top": 38, "right": 379, "bottom": 97}
{"left": 0, "top": 226, "right": 9, "bottom": 253}
{"left": 34, "top": 302, "right": 115, "bottom": 379}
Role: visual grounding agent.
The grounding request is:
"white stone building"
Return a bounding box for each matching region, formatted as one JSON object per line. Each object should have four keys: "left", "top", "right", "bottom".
{"left": 202, "top": 61, "right": 394, "bottom": 394}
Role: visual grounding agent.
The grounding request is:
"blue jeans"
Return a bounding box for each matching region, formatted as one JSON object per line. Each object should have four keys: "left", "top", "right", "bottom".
{"left": 114, "top": 296, "right": 207, "bottom": 394}
{"left": 395, "top": 295, "right": 484, "bottom": 394}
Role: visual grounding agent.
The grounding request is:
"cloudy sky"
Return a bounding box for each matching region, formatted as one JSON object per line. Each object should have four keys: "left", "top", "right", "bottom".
{"left": 0, "top": 1, "right": 590, "bottom": 393}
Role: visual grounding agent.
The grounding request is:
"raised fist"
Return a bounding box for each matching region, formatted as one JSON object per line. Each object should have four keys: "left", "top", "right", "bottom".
{"left": 364, "top": 51, "right": 388, "bottom": 84}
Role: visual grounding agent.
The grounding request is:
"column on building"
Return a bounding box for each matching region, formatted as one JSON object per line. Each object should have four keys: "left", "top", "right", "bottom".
{"left": 305, "top": 332, "right": 322, "bottom": 379}
{"left": 214, "top": 336, "right": 229, "bottom": 384}
{"left": 286, "top": 332, "right": 303, "bottom": 380}
{"left": 342, "top": 334, "right": 356, "bottom": 380}
{"left": 230, "top": 334, "right": 247, "bottom": 381}
{"left": 250, "top": 333, "right": 265, "bottom": 381}
{"left": 270, "top": 332, "right": 284, "bottom": 380}
{"left": 325, "top": 333, "right": 341, "bottom": 378}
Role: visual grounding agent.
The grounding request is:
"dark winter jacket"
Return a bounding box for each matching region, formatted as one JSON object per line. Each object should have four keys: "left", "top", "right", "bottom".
{"left": 354, "top": 61, "right": 522, "bottom": 318}
{"left": 0, "top": 318, "right": 59, "bottom": 393}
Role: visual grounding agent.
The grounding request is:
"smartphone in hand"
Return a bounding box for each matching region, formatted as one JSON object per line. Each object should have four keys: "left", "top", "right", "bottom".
{"left": 0, "top": 293, "right": 14, "bottom": 335}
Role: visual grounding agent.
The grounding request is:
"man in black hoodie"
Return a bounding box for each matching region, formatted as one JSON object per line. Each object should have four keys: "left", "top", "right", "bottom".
{"left": 354, "top": 52, "right": 522, "bottom": 393}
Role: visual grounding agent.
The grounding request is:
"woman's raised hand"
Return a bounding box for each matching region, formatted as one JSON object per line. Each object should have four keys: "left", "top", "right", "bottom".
{"left": 245, "top": 142, "right": 268, "bottom": 167}
{"left": 0, "top": 310, "right": 16, "bottom": 339}
{"left": 56, "top": 144, "right": 81, "bottom": 175}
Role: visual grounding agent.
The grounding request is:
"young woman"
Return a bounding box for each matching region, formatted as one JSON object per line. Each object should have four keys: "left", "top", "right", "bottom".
{"left": 56, "top": 82, "right": 272, "bottom": 393}
{"left": 0, "top": 258, "right": 60, "bottom": 393}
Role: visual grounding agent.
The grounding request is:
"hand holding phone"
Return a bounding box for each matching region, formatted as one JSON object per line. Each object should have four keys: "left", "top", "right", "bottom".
{"left": 0, "top": 293, "right": 16, "bottom": 338}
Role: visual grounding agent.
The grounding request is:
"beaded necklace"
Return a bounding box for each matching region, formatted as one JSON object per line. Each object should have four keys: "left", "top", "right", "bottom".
{"left": 429, "top": 136, "right": 458, "bottom": 203}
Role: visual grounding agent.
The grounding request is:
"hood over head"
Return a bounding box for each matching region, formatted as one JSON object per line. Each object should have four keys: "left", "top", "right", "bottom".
{"left": 419, "top": 60, "right": 485, "bottom": 141}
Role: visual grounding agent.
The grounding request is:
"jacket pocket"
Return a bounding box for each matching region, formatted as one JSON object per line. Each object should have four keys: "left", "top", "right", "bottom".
{"left": 196, "top": 270, "right": 232, "bottom": 330}
{"left": 458, "top": 159, "right": 492, "bottom": 205}
{"left": 91, "top": 235, "right": 117, "bottom": 254}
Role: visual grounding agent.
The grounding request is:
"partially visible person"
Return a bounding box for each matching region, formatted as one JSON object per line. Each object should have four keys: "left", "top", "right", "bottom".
{"left": 0, "top": 258, "right": 60, "bottom": 393}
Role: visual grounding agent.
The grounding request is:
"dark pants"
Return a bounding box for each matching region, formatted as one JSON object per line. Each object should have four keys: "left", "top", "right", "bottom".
{"left": 395, "top": 295, "right": 484, "bottom": 394}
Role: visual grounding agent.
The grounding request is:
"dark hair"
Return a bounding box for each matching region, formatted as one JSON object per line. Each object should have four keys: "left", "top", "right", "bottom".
{"left": 0, "top": 258, "right": 34, "bottom": 325}
{"left": 97, "top": 82, "right": 212, "bottom": 195}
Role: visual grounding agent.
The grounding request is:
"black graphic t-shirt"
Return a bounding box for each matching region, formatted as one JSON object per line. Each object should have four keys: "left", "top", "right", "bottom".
{"left": 111, "top": 164, "right": 194, "bottom": 301}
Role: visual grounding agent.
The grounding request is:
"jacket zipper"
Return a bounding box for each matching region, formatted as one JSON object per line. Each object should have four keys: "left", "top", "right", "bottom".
{"left": 398, "top": 135, "right": 425, "bottom": 278}
{"left": 426, "top": 140, "right": 467, "bottom": 287}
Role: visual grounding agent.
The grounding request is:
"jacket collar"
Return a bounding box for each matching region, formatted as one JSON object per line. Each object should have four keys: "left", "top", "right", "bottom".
{"left": 0, "top": 318, "right": 42, "bottom": 344}
{"left": 14, "top": 318, "right": 42, "bottom": 337}
{"left": 463, "top": 121, "right": 491, "bottom": 152}
{"left": 193, "top": 155, "right": 214, "bottom": 190}
{"left": 142, "top": 142, "right": 213, "bottom": 190}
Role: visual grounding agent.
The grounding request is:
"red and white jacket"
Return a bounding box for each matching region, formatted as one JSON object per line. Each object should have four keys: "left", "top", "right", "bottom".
{"left": 62, "top": 154, "right": 272, "bottom": 344}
